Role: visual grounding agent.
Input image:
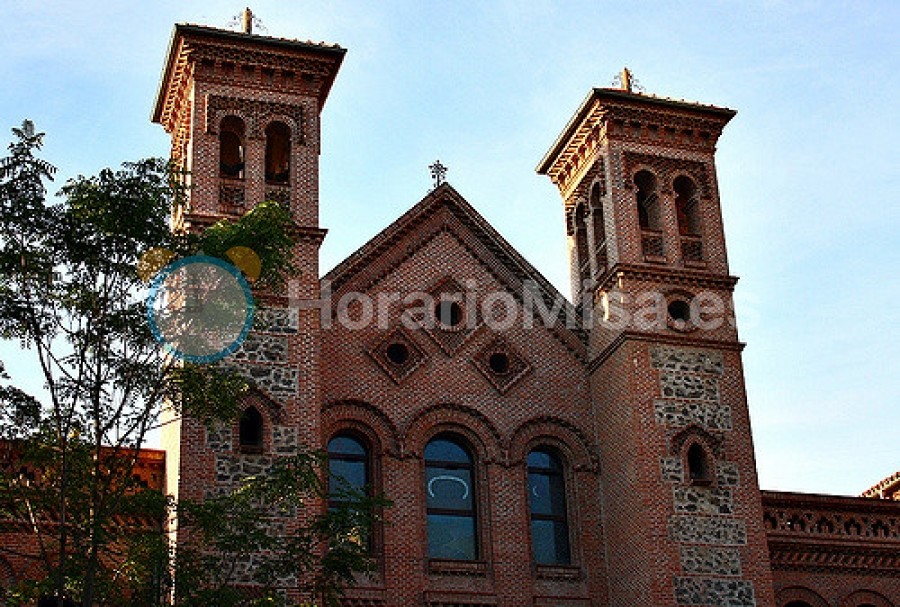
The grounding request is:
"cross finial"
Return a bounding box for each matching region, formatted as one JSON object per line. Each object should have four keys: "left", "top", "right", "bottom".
{"left": 429, "top": 160, "right": 448, "bottom": 190}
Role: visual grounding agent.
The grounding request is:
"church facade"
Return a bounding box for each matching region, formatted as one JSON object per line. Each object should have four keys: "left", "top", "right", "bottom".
{"left": 150, "top": 20, "right": 900, "bottom": 607}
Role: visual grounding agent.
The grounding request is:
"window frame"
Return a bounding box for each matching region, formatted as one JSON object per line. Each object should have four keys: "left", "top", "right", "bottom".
{"left": 527, "top": 447, "right": 572, "bottom": 566}
{"left": 424, "top": 434, "right": 480, "bottom": 561}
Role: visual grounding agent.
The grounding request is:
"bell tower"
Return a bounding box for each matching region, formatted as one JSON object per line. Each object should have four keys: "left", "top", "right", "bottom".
{"left": 152, "top": 10, "right": 344, "bottom": 231}
{"left": 538, "top": 75, "right": 777, "bottom": 607}
{"left": 152, "top": 15, "right": 345, "bottom": 599}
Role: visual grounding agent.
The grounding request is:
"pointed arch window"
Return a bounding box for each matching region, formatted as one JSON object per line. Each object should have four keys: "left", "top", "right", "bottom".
{"left": 425, "top": 435, "right": 477, "bottom": 560}
{"left": 265, "top": 121, "right": 291, "bottom": 184}
{"left": 219, "top": 116, "right": 245, "bottom": 179}
{"left": 238, "top": 406, "right": 263, "bottom": 451}
{"left": 527, "top": 449, "right": 571, "bottom": 565}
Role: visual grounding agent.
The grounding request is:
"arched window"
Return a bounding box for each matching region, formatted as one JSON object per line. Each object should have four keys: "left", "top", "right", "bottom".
{"left": 687, "top": 443, "right": 711, "bottom": 483}
{"left": 634, "top": 170, "right": 660, "bottom": 230}
{"left": 327, "top": 434, "right": 371, "bottom": 549}
{"left": 527, "top": 449, "right": 571, "bottom": 565}
{"left": 219, "top": 116, "right": 245, "bottom": 178}
{"left": 674, "top": 175, "right": 701, "bottom": 236}
{"left": 327, "top": 434, "right": 369, "bottom": 500}
{"left": 589, "top": 182, "right": 607, "bottom": 271}
{"left": 574, "top": 201, "right": 589, "bottom": 280}
{"left": 238, "top": 406, "right": 263, "bottom": 451}
{"left": 265, "top": 121, "right": 291, "bottom": 183}
{"left": 425, "top": 435, "right": 477, "bottom": 560}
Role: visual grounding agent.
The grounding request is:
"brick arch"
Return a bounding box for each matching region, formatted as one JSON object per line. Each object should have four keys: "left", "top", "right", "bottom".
{"left": 322, "top": 399, "right": 400, "bottom": 457}
{"left": 840, "top": 589, "right": 894, "bottom": 607}
{"left": 208, "top": 106, "right": 255, "bottom": 137}
{"left": 670, "top": 424, "right": 723, "bottom": 459}
{"left": 507, "top": 416, "right": 597, "bottom": 471}
{"left": 262, "top": 115, "right": 301, "bottom": 142}
{"left": 244, "top": 388, "right": 284, "bottom": 423}
{"left": 401, "top": 403, "right": 502, "bottom": 464}
{"left": 776, "top": 586, "right": 829, "bottom": 607}
{"left": 667, "top": 169, "right": 706, "bottom": 198}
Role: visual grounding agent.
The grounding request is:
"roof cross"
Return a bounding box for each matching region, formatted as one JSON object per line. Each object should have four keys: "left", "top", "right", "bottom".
{"left": 429, "top": 160, "right": 448, "bottom": 190}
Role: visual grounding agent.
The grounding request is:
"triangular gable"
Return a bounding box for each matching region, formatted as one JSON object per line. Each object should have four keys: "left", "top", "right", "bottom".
{"left": 323, "top": 184, "right": 587, "bottom": 359}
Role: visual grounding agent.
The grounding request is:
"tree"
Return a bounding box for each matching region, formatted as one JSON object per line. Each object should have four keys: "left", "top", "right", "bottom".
{"left": 0, "top": 122, "right": 382, "bottom": 606}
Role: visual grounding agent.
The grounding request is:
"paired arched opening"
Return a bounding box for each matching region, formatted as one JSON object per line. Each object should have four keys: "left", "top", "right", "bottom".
{"left": 219, "top": 116, "right": 245, "bottom": 179}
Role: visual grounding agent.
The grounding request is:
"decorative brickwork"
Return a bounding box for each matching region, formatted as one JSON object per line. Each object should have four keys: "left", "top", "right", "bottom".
{"left": 134, "top": 19, "right": 900, "bottom": 607}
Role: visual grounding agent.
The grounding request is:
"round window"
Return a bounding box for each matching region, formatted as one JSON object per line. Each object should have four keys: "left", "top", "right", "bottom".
{"left": 385, "top": 342, "right": 409, "bottom": 365}
{"left": 488, "top": 352, "right": 510, "bottom": 375}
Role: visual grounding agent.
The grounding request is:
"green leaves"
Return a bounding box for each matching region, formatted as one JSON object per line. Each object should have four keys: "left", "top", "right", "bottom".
{"left": 199, "top": 200, "right": 297, "bottom": 289}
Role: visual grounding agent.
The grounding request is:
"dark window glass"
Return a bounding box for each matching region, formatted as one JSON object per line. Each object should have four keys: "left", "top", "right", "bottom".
{"left": 327, "top": 435, "right": 368, "bottom": 499}
{"left": 425, "top": 435, "right": 477, "bottom": 560}
{"left": 528, "top": 449, "right": 571, "bottom": 565}
{"left": 239, "top": 407, "right": 263, "bottom": 449}
{"left": 327, "top": 434, "right": 370, "bottom": 550}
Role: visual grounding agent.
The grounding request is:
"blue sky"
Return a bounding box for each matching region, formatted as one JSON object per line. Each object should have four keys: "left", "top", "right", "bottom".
{"left": 1, "top": 1, "right": 898, "bottom": 496}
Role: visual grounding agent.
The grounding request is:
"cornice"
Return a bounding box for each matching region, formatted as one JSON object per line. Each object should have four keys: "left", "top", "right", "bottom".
{"left": 588, "top": 331, "right": 745, "bottom": 373}
{"left": 594, "top": 262, "right": 740, "bottom": 293}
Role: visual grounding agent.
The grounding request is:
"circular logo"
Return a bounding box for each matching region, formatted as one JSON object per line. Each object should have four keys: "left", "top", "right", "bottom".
{"left": 146, "top": 255, "right": 255, "bottom": 363}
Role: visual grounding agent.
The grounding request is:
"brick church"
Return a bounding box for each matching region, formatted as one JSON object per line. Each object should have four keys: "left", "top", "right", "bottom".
{"left": 146, "top": 16, "right": 900, "bottom": 607}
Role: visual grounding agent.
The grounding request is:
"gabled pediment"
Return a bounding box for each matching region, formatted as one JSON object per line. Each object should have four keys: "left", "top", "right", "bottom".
{"left": 323, "top": 184, "right": 587, "bottom": 359}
